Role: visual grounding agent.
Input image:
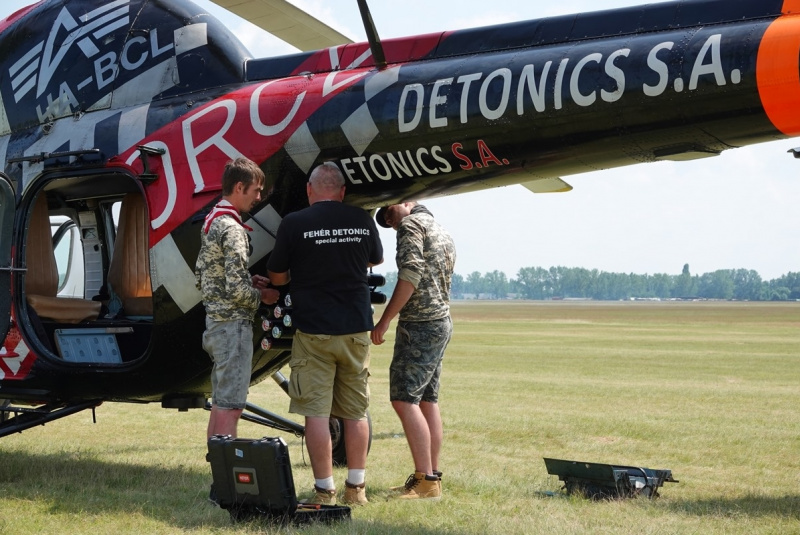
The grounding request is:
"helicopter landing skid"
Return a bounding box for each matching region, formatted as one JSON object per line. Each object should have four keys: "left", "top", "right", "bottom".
{"left": 203, "top": 400, "right": 305, "bottom": 437}
{"left": 0, "top": 399, "right": 103, "bottom": 438}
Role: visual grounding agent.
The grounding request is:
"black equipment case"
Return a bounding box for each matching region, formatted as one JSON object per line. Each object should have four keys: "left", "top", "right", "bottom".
{"left": 207, "top": 435, "right": 351, "bottom": 524}
{"left": 543, "top": 457, "right": 678, "bottom": 499}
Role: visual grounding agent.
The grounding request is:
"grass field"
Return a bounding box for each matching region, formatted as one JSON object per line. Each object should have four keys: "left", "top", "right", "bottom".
{"left": 0, "top": 301, "right": 798, "bottom": 534}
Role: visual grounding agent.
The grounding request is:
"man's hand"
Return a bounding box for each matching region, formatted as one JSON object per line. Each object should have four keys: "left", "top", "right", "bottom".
{"left": 371, "top": 279, "right": 415, "bottom": 345}
{"left": 371, "top": 318, "right": 390, "bottom": 345}
{"left": 251, "top": 274, "right": 270, "bottom": 289}
{"left": 260, "top": 288, "right": 280, "bottom": 305}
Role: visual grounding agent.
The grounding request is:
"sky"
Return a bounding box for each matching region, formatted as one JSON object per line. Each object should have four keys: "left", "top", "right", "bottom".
{"left": 2, "top": 0, "right": 800, "bottom": 281}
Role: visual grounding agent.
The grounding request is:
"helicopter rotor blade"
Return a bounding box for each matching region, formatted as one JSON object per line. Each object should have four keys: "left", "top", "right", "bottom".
{"left": 211, "top": 0, "right": 353, "bottom": 51}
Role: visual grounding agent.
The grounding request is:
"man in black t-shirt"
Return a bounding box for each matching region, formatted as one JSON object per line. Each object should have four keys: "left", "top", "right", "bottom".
{"left": 267, "top": 162, "right": 383, "bottom": 506}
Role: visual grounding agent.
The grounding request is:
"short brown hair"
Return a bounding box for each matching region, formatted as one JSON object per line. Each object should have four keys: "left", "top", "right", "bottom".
{"left": 221, "top": 158, "right": 265, "bottom": 195}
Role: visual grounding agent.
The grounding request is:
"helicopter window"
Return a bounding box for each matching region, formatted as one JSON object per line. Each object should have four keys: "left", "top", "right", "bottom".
{"left": 112, "top": 201, "right": 121, "bottom": 227}
{"left": 51, "top": 218, "right": 85, "bottom": 298}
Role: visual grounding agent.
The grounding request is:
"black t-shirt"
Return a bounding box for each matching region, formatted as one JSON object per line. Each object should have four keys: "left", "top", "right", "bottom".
{"left": 267, "top": 201, "right": 383, "bottom": 335}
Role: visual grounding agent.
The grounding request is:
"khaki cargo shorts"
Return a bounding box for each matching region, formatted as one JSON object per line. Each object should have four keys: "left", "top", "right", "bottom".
{"left": 287, "top": 330, "right": 371, "bottom": 420}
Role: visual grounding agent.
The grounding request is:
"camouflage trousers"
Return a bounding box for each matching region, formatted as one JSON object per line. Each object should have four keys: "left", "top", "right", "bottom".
{"left": 389, "top": 316, "right": 452, "bottom": 404}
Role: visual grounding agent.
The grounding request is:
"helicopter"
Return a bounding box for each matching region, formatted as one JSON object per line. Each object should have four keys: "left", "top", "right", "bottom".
{"left": 1, "top": 0, "right": 799, "bottom": 458}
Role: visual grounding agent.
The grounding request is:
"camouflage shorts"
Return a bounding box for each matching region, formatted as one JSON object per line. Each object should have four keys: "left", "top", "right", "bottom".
{"left": 202, "top": 317, "right": 254, "bottom": 410}
{"left": 389, "top": 317, "right": 452, "bottom": 404}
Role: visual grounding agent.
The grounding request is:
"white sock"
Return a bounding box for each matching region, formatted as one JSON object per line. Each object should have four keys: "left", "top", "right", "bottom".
{"left": 315, "top": 476, "right": 335, "bottom": 491}
{"left": 347, "top": 469, "right": 366, "bottom": 486}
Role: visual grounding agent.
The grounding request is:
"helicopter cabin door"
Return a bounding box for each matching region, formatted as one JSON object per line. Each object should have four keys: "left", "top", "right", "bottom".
{"left": 0, "top": 174, "right": 15, "bottom": 347}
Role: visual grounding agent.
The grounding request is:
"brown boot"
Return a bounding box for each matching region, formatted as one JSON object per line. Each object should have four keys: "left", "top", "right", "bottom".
{"left": 341, "top": 480, "right": 368, "bottom": 505}
{"left": 390, "top": 471, "right": 441, "bottom": 500}
{"left": 433, "top": 470, "right": 443, "bottom": 495}
{"left": 390, "top": 470, "right": 443, "bottom": 492}
{"left": 301, "top": 485, "right": 336, "bottom": 505}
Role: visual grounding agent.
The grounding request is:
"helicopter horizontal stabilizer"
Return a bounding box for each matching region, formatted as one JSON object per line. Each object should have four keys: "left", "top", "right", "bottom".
{"left": 522, "top": 178, "right": 573, "bottom": 194}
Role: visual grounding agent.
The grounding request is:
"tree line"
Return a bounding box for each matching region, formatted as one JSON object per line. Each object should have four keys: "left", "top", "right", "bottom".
{"left": 377, "top": 264, "right": 800, "bottom": 301}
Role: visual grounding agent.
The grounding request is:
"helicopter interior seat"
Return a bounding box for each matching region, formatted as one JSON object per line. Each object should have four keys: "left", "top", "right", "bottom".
{"left": 106, "top": 192, "right": 153, "bottom": 318}
{"left": 25, "top": 194, "right": 102, "bottom": 324}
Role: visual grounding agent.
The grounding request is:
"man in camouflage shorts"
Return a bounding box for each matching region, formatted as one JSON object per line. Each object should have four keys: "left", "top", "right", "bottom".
{"left": 195, "top": 158, "right": 279, "bottom": 441}
{"left": 372, "top": 202, "right": 456, "bottom": 500}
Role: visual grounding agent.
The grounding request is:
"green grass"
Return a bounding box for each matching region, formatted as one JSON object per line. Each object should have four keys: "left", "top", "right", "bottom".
{"left": 1, "top": 301, "right": 798, "bottom": 534}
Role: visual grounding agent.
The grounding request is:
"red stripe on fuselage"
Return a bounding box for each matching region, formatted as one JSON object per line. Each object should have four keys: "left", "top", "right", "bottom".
{"left": 288, "top": 33, "right": 444, "bottom": 75}
{"left": 0, "top": 2, "right": 38, "bottom": 34}
{"left": 117, "top": 70, "right": 369, "bottom": 246}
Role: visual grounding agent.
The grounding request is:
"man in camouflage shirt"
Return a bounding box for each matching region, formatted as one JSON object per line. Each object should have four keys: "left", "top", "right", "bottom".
{"left": 195, "top": 158, "right": 279, "bottom": 440}
{"left": 372, "top": 202, "right": 456, "bottom": 500}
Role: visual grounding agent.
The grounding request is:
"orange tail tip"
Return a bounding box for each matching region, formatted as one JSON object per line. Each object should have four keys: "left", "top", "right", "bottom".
{"left": 783, "top": 0, "right": 800, "bottom": 14}
{"left": 757, "top": 8, "right": 800, "bottom": 136}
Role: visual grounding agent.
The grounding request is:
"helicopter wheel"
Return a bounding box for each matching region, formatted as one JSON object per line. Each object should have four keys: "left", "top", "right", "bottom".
{"left": 330, "top": 412, "right": 372, "bottom": 467}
